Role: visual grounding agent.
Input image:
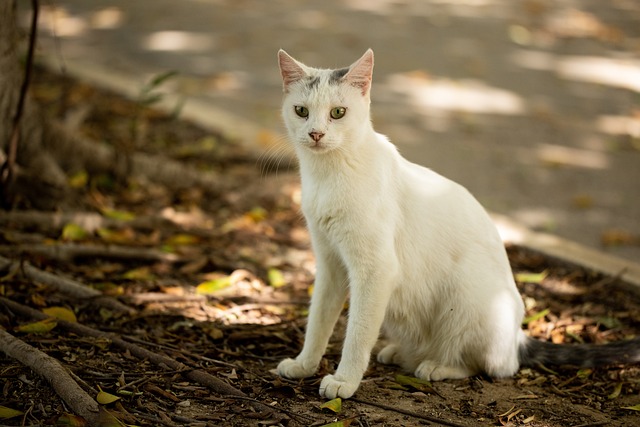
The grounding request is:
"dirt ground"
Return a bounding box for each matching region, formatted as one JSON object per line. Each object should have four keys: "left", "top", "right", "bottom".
{"left": 0, "top": 71, "right": 639, "bottom": 426}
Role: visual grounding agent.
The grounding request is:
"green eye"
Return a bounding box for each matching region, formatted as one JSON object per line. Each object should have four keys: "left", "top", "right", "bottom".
{"left": 330, "top": 107, "right": 346, "bottom": 119}
{"left": 295, "top": 106, "right": 309, "bottom": 118}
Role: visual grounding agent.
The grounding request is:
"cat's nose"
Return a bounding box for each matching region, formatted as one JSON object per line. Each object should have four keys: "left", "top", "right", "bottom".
{"left": 308, "top": 131, "right": 325, "bottom": 143}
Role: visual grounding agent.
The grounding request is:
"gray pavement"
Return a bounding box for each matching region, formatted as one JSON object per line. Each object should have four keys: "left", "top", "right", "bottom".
{"left": 23, "top": 0, "right": 640, "bottom": 262}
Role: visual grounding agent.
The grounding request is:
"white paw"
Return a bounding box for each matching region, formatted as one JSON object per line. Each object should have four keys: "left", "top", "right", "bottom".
{"left": 377, "top": 344, "right": 399, "bottom": 365}
{"left": 319, "top": 374, "right": 359, "bottom": 399}
{"left": 277, "top": 358, "right": 317, "bottom": 379}
{"left": 415, "top": 360, "right": 475, "bottom": 381}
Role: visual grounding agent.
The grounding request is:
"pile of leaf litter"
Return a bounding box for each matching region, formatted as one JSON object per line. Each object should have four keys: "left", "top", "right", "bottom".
{"left": 0, "top": 69, "right": 639, "bottom": 427}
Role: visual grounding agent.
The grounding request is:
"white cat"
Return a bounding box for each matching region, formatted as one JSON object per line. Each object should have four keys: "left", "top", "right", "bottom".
{"left": 275, "top": 49, "right": 640, "bottom": 399}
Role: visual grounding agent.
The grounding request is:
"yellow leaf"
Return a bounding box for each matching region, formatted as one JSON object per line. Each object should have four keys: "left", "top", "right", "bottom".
{"left": 622, "top": 403, "right": 640, "bottom": 411}
{"left": 608, "top": 382, "right": 623, "bottom": 400}
{"left": 320, "top": 397, "right": 342, "bottom": 413}
{"left": 16, "top": 318, "right": 57, "bottom": 334}
{"left": 165, "top": 234, "right": 200, "bottom": 246}
{"left": 122, "top": 266, "right": 154, "bottom": 280}
{"left": 96, "top": 390, "right": 120, "bottom": 405}
{"left": 61, "top": 223, "right": 89, "bottom": 242}
{"left": 246, "top": 206, "right": 267, "bottom": 222}
{"left": 56, "top": 412, "right": 88, "bottom": 426}
{"left": 96, "top": 228, "right": 135, "bottom": 244}
{"left": 319, "top": 419, "right": 354, "bottom": 427}
{"left": 514, "top": 270, "right": 548, "bottom": 284}
{"left": 522, "top": 308, "right": 550, "bottom": 325}
{"left": 101, "top": 208, "right": 135, "bottom": 221}
{"left": 42, "top": 306, "right": 77, "bottom": 323}
{"left": 196, "top": 276, "right": 232, "bottom": 295}
{"left": 68, "top": 171, "right": 89, "bottom": 189}
{"left": 0, "top": 405, "right": 24, "bottom": 419}
{"left": 267, "top": 268, "right": 286, "bottom": 288}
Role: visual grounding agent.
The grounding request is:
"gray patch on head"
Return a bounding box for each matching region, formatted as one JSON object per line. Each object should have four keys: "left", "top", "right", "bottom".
{"left": 329, "top": 67, "right": 349, "bottom": 85}
{"left": 306, "top": 76, "right": 321, "bottom": 90}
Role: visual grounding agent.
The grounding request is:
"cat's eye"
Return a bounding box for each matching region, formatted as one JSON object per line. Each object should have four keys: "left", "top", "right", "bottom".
{"left": 295, "top": 106, "right": 309, "bottom": 118}
{"left": 330, "top": 107, "right": 346, "bottom": 119}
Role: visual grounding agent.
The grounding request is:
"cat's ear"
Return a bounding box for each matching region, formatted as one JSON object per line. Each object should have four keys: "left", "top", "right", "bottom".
{"left": 278, "top": 50, "right": 307, "bottom": 92}
{"left": 345, "top": 49, "right": 374, "bottom": 96}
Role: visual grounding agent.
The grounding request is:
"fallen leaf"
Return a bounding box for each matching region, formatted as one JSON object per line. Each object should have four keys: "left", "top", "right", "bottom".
{"left": 68, "top": 170, "right": 89, "bottom": 189}
{"left": 267, "top": 268, "right": 286, "bottom": 288}
{"left": 622, "top": 403, "right": 640, "bottom": 411}
{"left": 61, "top": 223, "right": 89, "bottom": 242}
{"left": 56, "top": 413, "right": 87, "bottom": 426}
{"left": 196, "top": 276, "right": 232, "bottom": 295}
{"left": 514, "top": 270, "right": 548, "bottom": 284}
{"left": 608, "top": 382, "right": 623, "bottom": 399}
{"left": 16, "top": 318, "right": 57, "bottom": 334}
{"left": 395, "top": 375, "right": 442, "bottom": 397}
{"left": 96, "top": 390, "right": 120, "bottom": 405}
{"left": 320, "top": 397, "right": 342, "bottom": 413}
{"left": 0, "top": 405, "right": 24, "bottom": 420}
{"left": 122, "top": 266, "right": 154, "bottom": 280}
{"left": 42, "top": 306, "right": 77, "bottom": 323}
{"left": 319, "top": 419, "right": 354, "bottom": 427}
{"left": 164, "top": 233, "right": 200, "bottom": 246}
{"left": 522, "top": 308, "right": 550, "bottom": 325}
{"left": 101, "top": 208, "right": 136, "bottom": 221}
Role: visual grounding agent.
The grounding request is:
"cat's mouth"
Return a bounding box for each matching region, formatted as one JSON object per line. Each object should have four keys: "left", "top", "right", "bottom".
{"left": 305, "top": 140, "right": 330, "bottom": 152}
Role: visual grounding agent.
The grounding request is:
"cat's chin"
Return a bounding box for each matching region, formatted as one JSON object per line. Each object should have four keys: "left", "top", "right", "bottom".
{"left": 300, "top": 143, "right": 334, "bottom": 154}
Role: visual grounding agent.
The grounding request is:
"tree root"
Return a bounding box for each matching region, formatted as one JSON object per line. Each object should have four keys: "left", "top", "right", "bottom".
{"left": 0, "top": 328, "right": 105, "bottom": 425}
{"left": 0, "top": 297, "right": 278, "bottom": 416}
{"left": 0, "top": 255, "right": 133, "bottom": 315}
{"left": 0, "top": 243, "right": 181, "bottom": 263}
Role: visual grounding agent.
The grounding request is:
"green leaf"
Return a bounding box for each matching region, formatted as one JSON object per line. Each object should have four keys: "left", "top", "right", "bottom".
{"left": 196, "top": 276, "right": 232, "bottom": 295}
{"left": 68, "top": 171, "right": 89, "bottom": 189}
{"left": 522, "top": 308, "right": 550, "bottom": 325}
{"left": 56, "top": 413, "right": 87, "bottom": 426}
{"left": 319, "top": 419, "right": 354, "bottom": 427}
{"left": 101, "top": 208, "right": 135, "bottom": 221}
{"left": 16, "top": 318, "right": 57, "bottom": 334}
{"left": 42, "top": 306, "right": 77, "bottom": 323}
{"left": 267, "top": 268, "right": 286, "bottom": 288}
{"left": 320, "top": 397, "right": 342, "bottom": 413}
{"left": 514, "top": 270, "right": 548, "bottom": 284}
{"left": 608, "top": 382, "right": 623, "bottom": 400}
{"left": 148, "top": 70, "right": 179, "bottom": 89}
{"left": 61, "top": 223, "right": 89, "bottom": 242}
{"left": 395, "top": 374, "right": 442, "bottom": 396}
{"left": 622, "top": 403, "right": 640, "bottom": 411}
{"left": 0, "top": 405, "right": 24, "bottom": 419}
{"left": 122, "top": 266, "right": 154, "bottom": 281}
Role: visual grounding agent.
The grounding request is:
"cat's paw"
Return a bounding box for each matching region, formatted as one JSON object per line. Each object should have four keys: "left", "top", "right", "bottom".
{"left": 377, "top": 344, "right": 400, "bottom": 365}
{"left": 277, "top": 358, "right": 317, "bottom": 379}
{"left": 319, "top": 374, "right": 359, "bottom": 399}
{"left": 415, "top": 360, "right": 475, "bottom": 381}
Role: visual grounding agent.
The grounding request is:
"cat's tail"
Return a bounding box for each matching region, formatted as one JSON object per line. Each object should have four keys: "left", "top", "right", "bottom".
{"left": 518, "top": 335, "right": 640, "bottom": 368}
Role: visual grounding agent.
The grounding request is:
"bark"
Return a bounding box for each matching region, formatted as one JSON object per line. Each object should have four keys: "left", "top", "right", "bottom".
{"left": 0, "top": 328, "right": 103, "bottom": 424}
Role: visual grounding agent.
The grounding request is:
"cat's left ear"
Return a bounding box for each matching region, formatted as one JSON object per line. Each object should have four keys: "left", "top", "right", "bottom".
{"left": 345, "top": 49, "right": 374, "bottom": 96}
{"left": 278, "top": 50, "right": 307, "bottom": 92}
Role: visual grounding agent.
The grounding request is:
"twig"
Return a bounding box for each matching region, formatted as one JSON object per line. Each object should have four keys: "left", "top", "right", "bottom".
{"left": 0, "top": 297, "right": 282, "bottom": 418}
{"left": 350, "top": 397, "right": 466, "bottom": 427}
{"left": 0, "top": 243, "right": 181, "bottom": 263}
{"left": 0, "top": 328, "right": 102, "bottom": 424}
{"left": 0, "top": 255, "right": 133, "bottom": 315}
{"left": 1, "top": 0, "right": 39, "bottom": 206}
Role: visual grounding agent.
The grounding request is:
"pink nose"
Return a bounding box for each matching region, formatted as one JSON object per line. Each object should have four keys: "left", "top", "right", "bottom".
{"left": 309, "top": 131, "right": 325, "bottom": 143}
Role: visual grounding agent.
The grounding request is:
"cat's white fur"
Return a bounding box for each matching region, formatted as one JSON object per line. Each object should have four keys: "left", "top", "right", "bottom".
{"left": 276, "top": 49, "right": 526, "bottom": 399}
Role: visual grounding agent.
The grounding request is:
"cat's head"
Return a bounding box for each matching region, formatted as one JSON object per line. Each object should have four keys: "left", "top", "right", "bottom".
{"left": 278, "top": 49, "right": 374, "bottom": 154}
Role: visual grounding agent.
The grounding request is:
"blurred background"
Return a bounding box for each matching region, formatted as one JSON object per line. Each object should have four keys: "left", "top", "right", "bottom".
{"left": 22, "top": 0, "right": 640, "bottom": 262}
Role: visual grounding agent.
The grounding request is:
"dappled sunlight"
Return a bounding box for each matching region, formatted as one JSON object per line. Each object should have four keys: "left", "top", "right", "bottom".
{"left": 387, "top": 72, "right": 527, "bottom": 116}
{"left": 535, "top": 144, "right": 609, "bottom": 169}
{"left": 511, "top": 50, "right": 640, "bottom": 93}
{"left": 37, "top": 5, "right": 124, "bottom": 37}
{"left": 142, "top": 31, "right": 216, "bottom": 52}
{"left": 597, "top": 114, "right": 640, "bottom": 139}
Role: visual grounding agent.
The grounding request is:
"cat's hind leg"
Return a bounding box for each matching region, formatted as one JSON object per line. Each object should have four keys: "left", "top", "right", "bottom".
{"left": 415, "top": 360, "right": 477, "bottom": 381}
{"left": 377, "top": 343, "right": 401, "bottom": 365}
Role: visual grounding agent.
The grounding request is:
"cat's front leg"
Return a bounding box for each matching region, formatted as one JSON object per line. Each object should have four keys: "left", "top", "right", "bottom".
{"left": 277, "top": 245, "right": 348, "bottom": 379}
{"left": 320, "top": 258, "right": 397, "bottom": 399}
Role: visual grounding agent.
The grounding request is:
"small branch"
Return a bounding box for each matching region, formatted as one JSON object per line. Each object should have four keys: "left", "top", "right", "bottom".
{"left": 351, "top": 397, "right": 467, "bottom": 427}
{"left": 0, "top": 243, "right": 181, "bottom": 263}
{"left": 0, "top": 297, "right": 280, "bottom": 417}
{"left": 0, "top": 328, "right": 102, "bottom": 424}
{"left": 0, "top": 255, "right": 133, "bottom": 315}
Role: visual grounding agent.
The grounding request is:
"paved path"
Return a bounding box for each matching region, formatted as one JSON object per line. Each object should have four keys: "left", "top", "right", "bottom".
{"left": 26, "top": 0, "right": 640, "bottom": 262}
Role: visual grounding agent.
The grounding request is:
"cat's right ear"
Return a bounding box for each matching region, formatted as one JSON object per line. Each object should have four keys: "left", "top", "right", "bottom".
{"left": 278, "top": 50, "right": 307, "bottom": 92}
